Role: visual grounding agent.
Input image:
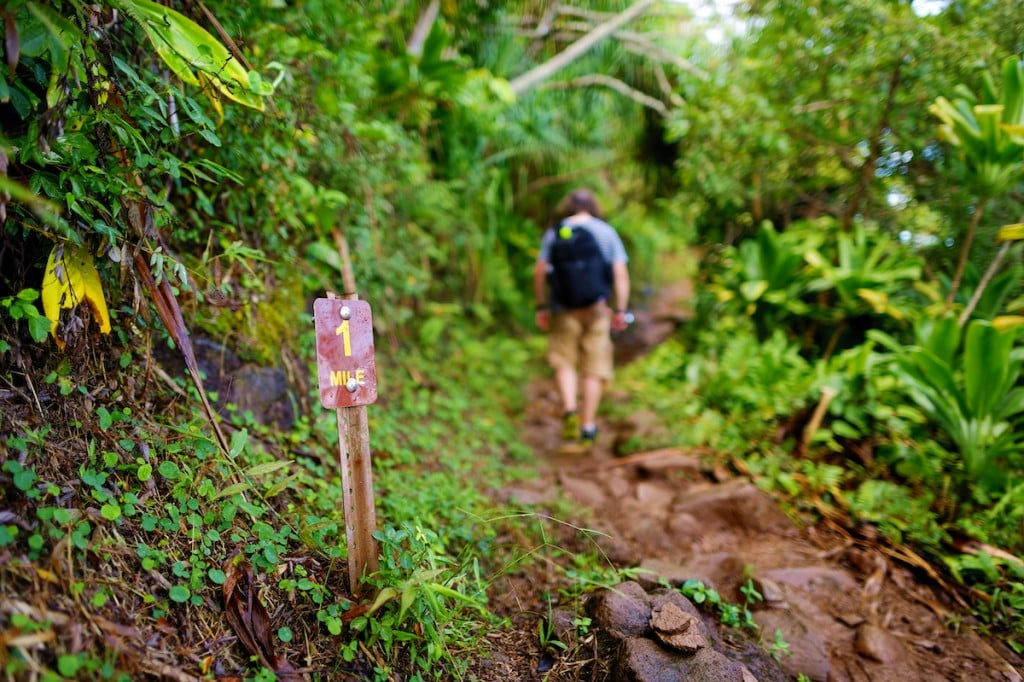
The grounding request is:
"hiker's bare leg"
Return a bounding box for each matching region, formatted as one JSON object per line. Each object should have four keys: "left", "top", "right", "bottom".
{"left": 580, "top": 373, "right": 603, "bottom": 429}
{"left": 555, "top": 365, "right": 578, "bottom": 413}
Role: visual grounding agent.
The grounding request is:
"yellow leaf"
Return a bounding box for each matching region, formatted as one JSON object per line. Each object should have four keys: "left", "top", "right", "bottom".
{"left": 41, "top": 244, "right": 112, "bottom": 349}
{"left": 993, "top": 315, "right": 1024, "bottom": 332}
{"left": 997, "top": 223, "right": 1024, "bottom": 241}
{"left": 857, "top": 288, "right": 888, "bottom": 313}
{"left": 197, "top": 71, "right": 225, "bottom": 122}
{"left": 34, "top": 568, "right": 59, "bottom": 583}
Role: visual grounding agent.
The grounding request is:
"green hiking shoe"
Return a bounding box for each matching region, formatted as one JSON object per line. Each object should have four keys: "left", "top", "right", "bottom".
{"left": 558, "top": 425, "right": 597, "bottom": 455}
{"left": 561, "top": 412, "right": 581, "bottom": 442}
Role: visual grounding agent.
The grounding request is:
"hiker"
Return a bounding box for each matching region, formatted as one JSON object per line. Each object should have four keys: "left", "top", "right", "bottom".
{"left": 534, "top": 188, "right": 630, "bottom": 448}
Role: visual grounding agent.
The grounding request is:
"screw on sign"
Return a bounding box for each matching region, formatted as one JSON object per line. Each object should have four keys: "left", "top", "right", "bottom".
{"left": 313, "top": 297, "right": 379, "bottom": 594}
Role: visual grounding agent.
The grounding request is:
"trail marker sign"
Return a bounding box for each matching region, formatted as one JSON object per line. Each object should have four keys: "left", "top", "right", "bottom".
{"left": 313, "top": 295, "right": 380, "bottom": 595}
{"left": 314, "top": 298, "right": 378, "bottom": 408}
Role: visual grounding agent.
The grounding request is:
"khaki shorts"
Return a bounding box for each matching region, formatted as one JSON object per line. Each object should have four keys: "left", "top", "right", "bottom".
{"left": 547, "top": 304, "right": 614, "bottom": 380}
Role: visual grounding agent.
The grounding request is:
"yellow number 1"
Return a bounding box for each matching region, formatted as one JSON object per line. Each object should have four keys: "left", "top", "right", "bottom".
{"left": 335, "top": 320, "right": 352, "bottom": 356}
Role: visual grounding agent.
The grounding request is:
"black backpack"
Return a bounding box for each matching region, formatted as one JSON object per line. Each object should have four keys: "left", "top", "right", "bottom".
{"left": 548, "top": 222, "right": 611, "bottom": 309}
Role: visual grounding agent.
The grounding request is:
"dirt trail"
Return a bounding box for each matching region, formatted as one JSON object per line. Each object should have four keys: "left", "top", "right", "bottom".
{"left": 503, "top": 282, "right": 1023, "bottom": 681}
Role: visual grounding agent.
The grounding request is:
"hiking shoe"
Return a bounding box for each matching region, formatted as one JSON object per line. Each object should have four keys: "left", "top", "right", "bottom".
{"left": 561, "top": 412, "right": 581, "bottom": 441}
{"left": 581, "top": 426, "right": 598, "bottom": 445}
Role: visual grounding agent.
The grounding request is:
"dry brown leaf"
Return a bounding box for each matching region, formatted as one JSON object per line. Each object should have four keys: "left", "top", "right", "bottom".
{"left": 222, "top": 561, "right": 302, "bottom": 680}
{"left": 2, "top": 629, "right": 55, "bottom": 648}
{"left": 4, "top": 12, "right": 18, "bottom": 78}
{"left": 132, "top": 250, "right": 230, "bottom": 456}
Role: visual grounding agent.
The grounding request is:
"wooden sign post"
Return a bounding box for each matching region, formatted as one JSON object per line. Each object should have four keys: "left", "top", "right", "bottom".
{"left": 313, "top": 293, "right": 379, "bottom": 595}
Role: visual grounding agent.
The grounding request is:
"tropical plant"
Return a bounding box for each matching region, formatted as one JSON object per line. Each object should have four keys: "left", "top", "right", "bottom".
{"left": 873, "top": 317, "right": 1024, "bottom": 492}
{"left": 807, "top": 222, "right": 922, "bottom": 316}
{"left": 929, "top": 57, "right": 1024, "bottom": 305}
{"left": 707, "top": 221, "right": 821, "bottom": 339}
{"left": 804, "top": 220, "right": 923, "bottom": 354}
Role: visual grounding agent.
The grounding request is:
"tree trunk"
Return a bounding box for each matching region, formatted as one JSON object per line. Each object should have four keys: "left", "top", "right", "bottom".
{"left": 841, "top": 58, "right": 902, "bottom": 232}
{"left": 947, "top": 199, "right": 987, "bottom": 307}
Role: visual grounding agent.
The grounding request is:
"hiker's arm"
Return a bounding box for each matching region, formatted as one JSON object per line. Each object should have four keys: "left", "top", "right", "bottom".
{"left": 611, "top": 261, "right": 630, "bottom": 331}
{"left": 612, "top": 261, "right": 630, "bottom": 313}
{"left": 534, "top": 260, "right": 550, "bottom": 331}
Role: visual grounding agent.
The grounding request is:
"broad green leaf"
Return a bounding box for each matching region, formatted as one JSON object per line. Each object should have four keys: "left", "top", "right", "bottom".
{"left": 963, "top": 321, "right": 1012, "bottom": 418}
{"left": 366, "top": 587, "right": 399, "bottom": 616}
{"left": 244, "top": 461, "right": 291, "bottom": 478}
{"left": 739, "top": 280, "right": 768, "bottom": 302}
{"left": 997, "top": 388, "right": 1024, "bottom": 421}
{"left": 915, "top": 315, "right": 960, "bottom": 366}
{"left": 212, "top": 481, "right": 253, "bottom": 500}
{"left": 265, "top": 474, "right": 299, "bottom": 498}
{"left": 399, "top": 587, "right": 416, "bottom": 622}
{"left": 27, "top": 315, "right": 50, "bottom": 343}
{"left": 168, "top": 585, "right": 190, "bottom": 603}
{"left": 113, "top": 0, "right": 265, "bottom": 111}
{"left": 229, "top": 429, "right": 248, "bottom": 458}
{"left": 898, "top": 348, "right": 965, "bottom": 427}
{"left": 157, "top": 461, "right": 180, "bottom": 479}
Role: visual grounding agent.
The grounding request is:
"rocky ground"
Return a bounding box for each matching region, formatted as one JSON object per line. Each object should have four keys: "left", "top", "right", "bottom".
{"left": 480, "top": 281, "right": 1024, "bottom": 681}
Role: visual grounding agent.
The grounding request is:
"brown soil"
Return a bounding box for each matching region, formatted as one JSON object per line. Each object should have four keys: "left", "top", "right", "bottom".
{"left": 476, "top": 284, "right": 1024, "bottom": 681}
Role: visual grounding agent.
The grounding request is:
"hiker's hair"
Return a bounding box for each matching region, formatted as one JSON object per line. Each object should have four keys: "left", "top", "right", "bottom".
{"left": 555, "top": 188, "right": 604, "bottom": 221}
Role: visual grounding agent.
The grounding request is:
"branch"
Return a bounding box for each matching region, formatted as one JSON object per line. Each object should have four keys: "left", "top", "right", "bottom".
{"left": 654, "top": 62, "right": 685, "bottom": 107}
{"left": 554, "top": 20, "right": 709, "bottom": 80}
{"left": 545, "top": 74, "right": 667, "bottom": 115}
{"left": 790, "top": 99, "right": 852, "bottom": 114}
{"left": 195, "top": 0, "right": 277, "bottom": 115}
{"left": 616, "top": 31, "right": 709, "bottom": 80}
{"left": 532, "top": 3, "right": 559, "bottom": 38}
{"left": 842, "top": 57, "right": 902, "bottom": 231}
{"left": 509, "top": 0, "right": 657, "bottom": 96}
{"left": 958, "top": 239, "right": 1011, "bottom": 326}
{"left": 947, "top": 200, "right": 987, "bottom": 307}
{"left": 408, "top": 0, "right": 440, "bottom": 57}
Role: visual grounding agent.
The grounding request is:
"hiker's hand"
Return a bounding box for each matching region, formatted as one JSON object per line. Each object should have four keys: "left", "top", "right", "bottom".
{"left": 536, "top": 309, "right": 550, "bottom": 332}
{"left": 611, "top": 310, "right": 630, "bottom": 332}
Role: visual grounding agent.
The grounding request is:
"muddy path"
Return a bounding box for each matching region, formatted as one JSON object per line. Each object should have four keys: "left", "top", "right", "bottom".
{"left": 496, "top": 280, "right": 1023, "bottom": 681}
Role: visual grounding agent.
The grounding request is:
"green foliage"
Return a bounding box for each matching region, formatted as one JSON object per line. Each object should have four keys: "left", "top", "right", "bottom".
{"left": 677, "top": 578, "right": 756, "bottom": 631}
{"left": 804, "top": 221, "right": 923, "bottom": 325}
{"left": 706, "top": 219, "right": 924, "bottom": 349}
{"left": 707, "top": 221, "right": 818, "bottom": 338}
{"left": 352, "top": 524, "right": 488, "bottom": 676}
{"left": 1, "top": 289, "right": 50, "bottom": 342}
{"left": 0, "top": 305, "right": 548, "bottom": 678}
{"left": 768, "top": 629, "right": 792, "bottom": 661}
{"left": 847, "top": 480, "right": 948, "bottom": 548}
{"left": 111, "top": 0, "right": 271, "bottom": 111}
{"left": 689, "top": 326, "right": 816, "bottom": 424}
{"left": 874, "top": 318, "right": 1024, "bottom": 492}
{"left": 930, "top": 57, "right": 1024, "bottom": 198}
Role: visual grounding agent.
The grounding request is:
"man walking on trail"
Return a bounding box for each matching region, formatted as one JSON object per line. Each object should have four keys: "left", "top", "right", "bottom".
{"left": 534, "top": 188, "right": 630, "bottom": 450}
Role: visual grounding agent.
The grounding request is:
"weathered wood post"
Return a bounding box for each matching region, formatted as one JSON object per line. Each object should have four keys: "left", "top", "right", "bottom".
{"left": 313, "top": 236, "right": 379, "bottom": 595}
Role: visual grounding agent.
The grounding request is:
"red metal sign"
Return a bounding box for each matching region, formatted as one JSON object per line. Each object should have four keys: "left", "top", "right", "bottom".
{"left": 313, "top": 298, "right": 378, "bottom": 408}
